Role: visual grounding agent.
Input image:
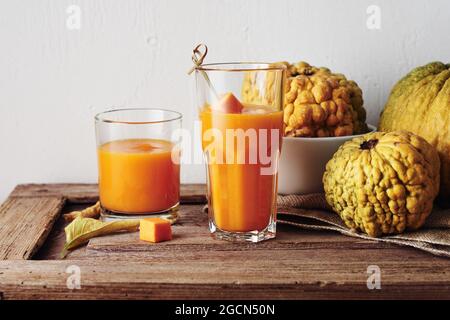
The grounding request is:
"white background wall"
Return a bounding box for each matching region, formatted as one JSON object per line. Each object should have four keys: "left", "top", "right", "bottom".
{"left": 1, "top": 0, "right": 449, "bottom": 201}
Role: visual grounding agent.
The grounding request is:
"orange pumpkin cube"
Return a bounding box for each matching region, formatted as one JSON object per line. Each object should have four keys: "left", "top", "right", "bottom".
{"left": 212, "top": 92, "right": 243, "bottom": 114}
{"left": 139, "top": 218, "right": 172, "bottom": 243}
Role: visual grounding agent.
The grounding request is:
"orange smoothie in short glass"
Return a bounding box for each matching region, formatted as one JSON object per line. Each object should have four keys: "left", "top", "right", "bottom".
{"left": 98, "top": 138, "right": 180, "bottom": 214}
{"left": 200, "top": 102, "right": 283, "bottom": 232}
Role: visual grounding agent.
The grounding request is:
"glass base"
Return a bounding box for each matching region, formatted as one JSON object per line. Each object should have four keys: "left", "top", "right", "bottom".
{"left": 208, "top": 219, "right": 276, "bottom": 243}
{"left": 100, "top": 203, "right": 179, "bottom": 224}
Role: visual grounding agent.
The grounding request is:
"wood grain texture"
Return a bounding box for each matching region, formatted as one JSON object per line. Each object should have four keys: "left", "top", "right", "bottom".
{"left": 35, "top": 204, "right": 399, "bottom": 260}
{"left": 34, "top": 205, "right": 87, "bottom": 261}
{"left": 86, "top": 205, "right": 399, "bottom": 255}
{"left": 10, "top": 183, "right": 206, "bottom": 204}
{"left": 3, "top": 184, "right": 450, "bottom": 299}
{"left": 0, "top": 196, "right": 65, "bottom": 259}
{"left": 1, "top": 249, "right": 450, "bottom": 299}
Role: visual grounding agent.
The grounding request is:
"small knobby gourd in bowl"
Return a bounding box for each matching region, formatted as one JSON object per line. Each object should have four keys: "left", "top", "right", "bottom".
{"left": 243, "top": 61, "right": 368, "bottom": 137}
{"left": 323, "top": 130, "right": 440, "bottom": 237}
{"left": 283, "top": 62, "right": 369, "bottom": 137}
{"left": 379, "top": 62, "right": 450, "bottom": 203}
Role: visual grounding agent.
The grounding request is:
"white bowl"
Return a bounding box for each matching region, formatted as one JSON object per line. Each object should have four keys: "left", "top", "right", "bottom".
{"left": 278, "top": 124, "right": 377, "bottom": 195}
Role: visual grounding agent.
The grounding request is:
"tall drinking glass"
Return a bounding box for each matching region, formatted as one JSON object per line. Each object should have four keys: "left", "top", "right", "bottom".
{"left": 95, "top": 108, "right": 182, "bottom": 221}
{"left": 195, "top": 63, "right": 286, "bottom": 242}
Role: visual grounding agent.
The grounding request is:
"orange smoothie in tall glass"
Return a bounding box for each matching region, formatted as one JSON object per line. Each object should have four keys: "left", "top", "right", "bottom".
{"left": 200, "top": 96, "right": 283, "bottom": 232}
{"left": 98, "top": 138, "right": 180, "bottom": 214}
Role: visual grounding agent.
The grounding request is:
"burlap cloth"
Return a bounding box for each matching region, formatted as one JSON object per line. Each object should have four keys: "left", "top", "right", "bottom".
{"left": 276, "top": 193, "right": 450, "bottom": 258}
{"left": 204, "top": 194, "right": 450, "bottom": 257}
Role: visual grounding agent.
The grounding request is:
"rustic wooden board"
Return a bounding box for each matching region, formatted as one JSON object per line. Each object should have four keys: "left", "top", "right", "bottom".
{"left": 2, "top": 246, "right": 450, "bottom": 299}
{"left": 1, "top": 184, "right": 206, "bottom": 261}
{"left": 35, "top": 205, "right": 398, "bottom": 260}
{"left": 86, "top": 207, "right": 398, "bottom": 254}
{"left": 0, "top": 196, "right": 65, "bottom": 259}
{"left": 10, "top": 183, "right": 206, "bottom": 204}
{"left": 1, "top": 183, "right": 450, "bottom": 300}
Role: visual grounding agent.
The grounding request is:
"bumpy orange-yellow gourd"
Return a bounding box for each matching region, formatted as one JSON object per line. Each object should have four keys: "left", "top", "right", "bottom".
{"left": 242, "top": 61, "right": 368, "bottom": 137}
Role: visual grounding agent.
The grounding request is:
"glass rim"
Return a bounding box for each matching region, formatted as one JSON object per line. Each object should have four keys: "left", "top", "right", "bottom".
{"left": 95, "top": 108, "right": 182, "bottom": 125}
{"left": 195, "top": 62, "right": 287, "bottom": 72}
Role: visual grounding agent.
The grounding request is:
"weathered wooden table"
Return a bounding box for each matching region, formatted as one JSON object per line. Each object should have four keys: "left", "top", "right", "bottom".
{"left": 1, "top": 184, "right": 449, "bottom": 299}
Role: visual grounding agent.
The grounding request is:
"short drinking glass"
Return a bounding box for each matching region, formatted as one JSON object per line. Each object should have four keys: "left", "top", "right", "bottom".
{"left": 95, "top": 108, "right": 182, "bottom": 221}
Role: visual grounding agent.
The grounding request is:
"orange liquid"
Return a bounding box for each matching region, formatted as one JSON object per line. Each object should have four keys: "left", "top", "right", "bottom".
{"left": 98, "top": 139, "right": 180, "bottom": 214}
{"left": 200, "top": 105, "right": 283, "bottom": 232}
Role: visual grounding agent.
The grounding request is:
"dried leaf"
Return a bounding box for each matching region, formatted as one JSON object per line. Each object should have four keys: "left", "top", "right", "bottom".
{"left": 61, "top": 216, "right": 140, "bottom": 258}
{"left": 64, "top": 202, "right": 101, "bottom": 222}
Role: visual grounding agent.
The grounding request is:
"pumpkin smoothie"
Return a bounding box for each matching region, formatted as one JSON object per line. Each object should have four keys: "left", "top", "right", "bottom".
{"left": 98, "top": 138, "right": 180, "bottom": 214}
{"left": 200, "top": 93, "right": 283, "bottom": 232}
